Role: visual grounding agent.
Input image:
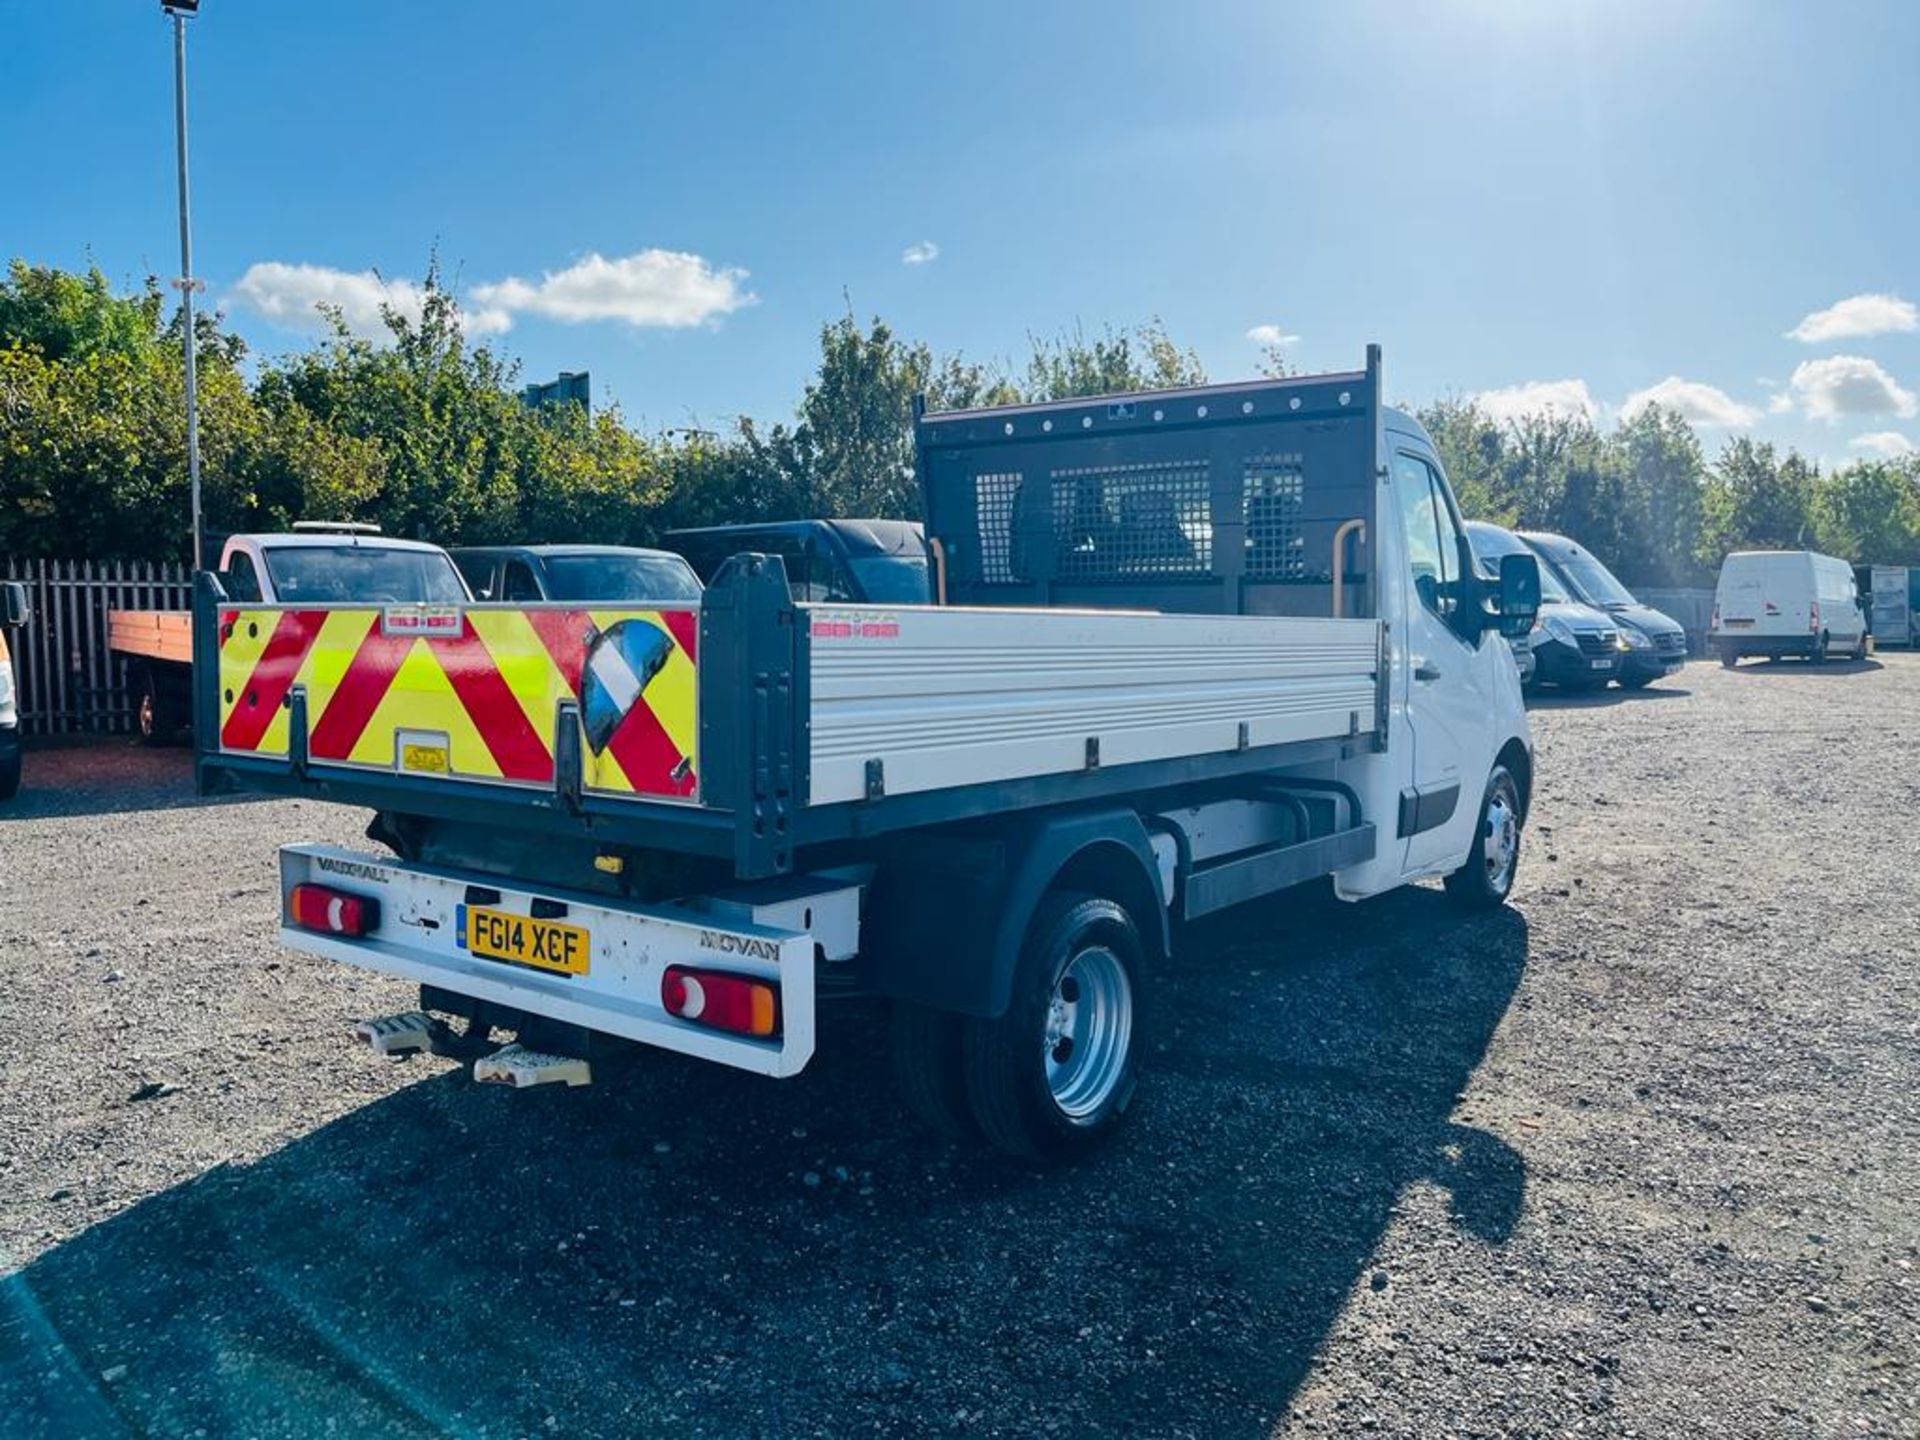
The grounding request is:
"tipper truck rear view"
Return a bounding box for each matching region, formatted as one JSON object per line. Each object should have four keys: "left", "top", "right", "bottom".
{"left": 196, "top": 348, "right": 1542, "bottom": 1160}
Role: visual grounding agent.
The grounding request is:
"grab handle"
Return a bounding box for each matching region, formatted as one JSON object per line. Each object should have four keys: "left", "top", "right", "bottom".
{"left": 1331, "top": 518, "right": 1366, "bottom": 618}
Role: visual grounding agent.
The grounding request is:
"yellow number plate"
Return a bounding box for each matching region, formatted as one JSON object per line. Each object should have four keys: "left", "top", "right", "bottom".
{"left": 464, "top": 906, "right": 590, "bottom": 975}
{"left": 401, "top": 741, "right": 450, "bottom": 774}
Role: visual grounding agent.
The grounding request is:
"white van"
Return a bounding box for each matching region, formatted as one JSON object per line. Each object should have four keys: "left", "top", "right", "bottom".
{"left": 1711, "top": 550, "right": 1866, "bottom": 666}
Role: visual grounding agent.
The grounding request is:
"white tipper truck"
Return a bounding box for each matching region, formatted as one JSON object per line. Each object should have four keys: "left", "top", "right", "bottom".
{"left": 110, "top": 525, "right": 469, "bottom": 743}
{"left": 195, "top": 349, "right": 1543, "bottom": 1161}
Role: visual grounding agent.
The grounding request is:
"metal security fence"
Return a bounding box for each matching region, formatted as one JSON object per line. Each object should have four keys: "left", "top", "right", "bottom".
{"left": 1, "top": 558, "right": 192, "bottom": 737}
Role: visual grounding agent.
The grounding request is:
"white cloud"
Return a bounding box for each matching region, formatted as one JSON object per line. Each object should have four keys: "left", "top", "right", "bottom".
{"left": 1786, "top": 292, "right": 1918, "bottom": 344}
{"left": 1849, "top": 431, "right": 1916, "bottom": 458}
{"left": 1473, "top": 378, "right": 1599, "bottom": 424}
{"left": 472, "top": 250, "right": 753, "bottom": 329}
{"left": 1621, "top": 376, "right": 1758, "bottom": 428}
{"left": 1778, "top": 355, "right": 1918, "bottom": 422}
{"left": 231, "top": 261, "right": 509, "bottom": 340}
{"left": 901, "top": 241, "right": 940, "bottom": 266}
{"left": 1245, "top": 324, "right": 1301, "bottom": 347}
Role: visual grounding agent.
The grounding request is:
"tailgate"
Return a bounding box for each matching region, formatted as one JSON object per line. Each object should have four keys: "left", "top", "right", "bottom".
{"left": 216, "top": 603, "right": 701, "bottom": 800}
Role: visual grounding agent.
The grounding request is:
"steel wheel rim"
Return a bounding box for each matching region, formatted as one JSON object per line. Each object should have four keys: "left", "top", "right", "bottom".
{"left": 1483, "top": 778, "right": 1519, "bottom": 894}
{"left": 138, "top": 690, "right": 155, "bottom": 738}
{"left": 1043, "top": 944, "right": 1132, "bottom": 1120}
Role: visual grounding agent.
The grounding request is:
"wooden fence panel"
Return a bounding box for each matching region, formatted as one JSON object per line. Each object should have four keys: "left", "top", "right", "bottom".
{"left": 0, "top": 558, "right": 193, "bottom": 737}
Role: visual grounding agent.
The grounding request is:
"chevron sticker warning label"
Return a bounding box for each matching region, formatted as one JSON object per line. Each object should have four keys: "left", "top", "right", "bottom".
{"left": 216, "top": 604, "right": 700, "bottom": 801}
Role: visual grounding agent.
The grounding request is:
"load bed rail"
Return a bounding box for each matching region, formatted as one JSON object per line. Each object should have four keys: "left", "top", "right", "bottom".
{"left": 196, "top": 562, "right": 1385, "bottom": 880}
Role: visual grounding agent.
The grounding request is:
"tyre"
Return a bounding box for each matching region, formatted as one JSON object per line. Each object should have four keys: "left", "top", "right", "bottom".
{"left": 1853, "top": 635, "right": 1869, "bottom": 661}
{"left": 1444, "top": 763, "right": 1523, "bottom": 911}
{"left": 890, "top": 1002, "right": 977, "bottom": 1141}
{"left": 1619, "top": 672, "right": 1655, "bottom": 690}
{"left": 1808, "top": 632, "right": 1828, "bottom": 665}
{"left": 136, "top": 668, "right": 173, "bottom": 746}
{"left": 962, "top": 891, "right": 1144, "bottom": 1163}
{"left": 1718, "top": 647, "right": 1739, "bottom": 669}
{"left": 0, "top": 745, "right": 19, "bottom": 802}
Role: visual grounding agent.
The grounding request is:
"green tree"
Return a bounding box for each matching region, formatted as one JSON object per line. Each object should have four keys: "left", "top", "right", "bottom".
{"left": 1815, "top": 458, "right": 1920, "bottom": 564}
{"left": 1701, "top": 437, "right": 1819, "bottom": 562}
{"left": 1021, "top": 318, "right": 1205, "bottom": 401}
{"left": 1612, "top": 404, "right": 1708, "bottom": 585}
{"left": 1417, "top": 397, "right": 1515, "bottom": 522}
{"left": 0, "top": 260, "right": 165, "bottom": 366}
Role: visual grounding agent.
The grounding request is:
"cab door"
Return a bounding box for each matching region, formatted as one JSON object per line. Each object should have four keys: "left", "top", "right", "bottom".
{"left": 1388, "top": 446, "right": 1497, "bottom": 874}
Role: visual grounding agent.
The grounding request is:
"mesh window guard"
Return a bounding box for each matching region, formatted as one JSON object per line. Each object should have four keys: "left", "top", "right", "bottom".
{"left": 1048, "top": 460, "right": 1212, "bottom": 579}
{"left": 1243, "top": 454, "right": 1306, "bottom": 580}
{"left": 974, "top": 472, "right": 1024, "bottom": 583}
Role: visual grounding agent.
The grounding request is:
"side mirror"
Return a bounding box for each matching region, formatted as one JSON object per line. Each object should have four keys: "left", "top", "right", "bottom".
{"left": 2, "top": 581, "right": 29, "bottom": 628}
{"left": 1494, "top": 553, "right": 1541, "bottom": 638}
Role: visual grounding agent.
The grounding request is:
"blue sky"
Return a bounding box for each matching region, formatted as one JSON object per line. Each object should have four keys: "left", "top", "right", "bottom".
{"left": 5, "top": 0, "right": 1917, "bottom": 465}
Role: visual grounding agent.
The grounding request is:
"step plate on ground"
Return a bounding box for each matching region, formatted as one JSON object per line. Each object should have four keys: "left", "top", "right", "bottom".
{"left": 473, "top": 1043, "right": 592, "bottom": 1089}
{"left": 355, "top": 1011, "right": 435, "bottom": 1057}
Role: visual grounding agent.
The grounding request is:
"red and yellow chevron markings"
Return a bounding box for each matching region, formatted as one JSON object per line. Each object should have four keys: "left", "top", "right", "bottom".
{"left": 217, "top": 605, "right": 700, "bottom": 800}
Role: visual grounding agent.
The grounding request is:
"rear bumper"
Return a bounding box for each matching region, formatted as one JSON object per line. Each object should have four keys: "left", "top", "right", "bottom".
{"left": 278, "top": 843, "right": 818, "bottom": 1077}
{"left": 1713, "top": 633, "right": 1818, "bottom": 659}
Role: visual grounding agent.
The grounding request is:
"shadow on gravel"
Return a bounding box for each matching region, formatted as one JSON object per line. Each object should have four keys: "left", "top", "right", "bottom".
{"left": 1723, "top": 656, "right": 1884, "bottom": 676}
{"left": 0, "top": 888, "right": 1529, "bottom": 1439}
{"left": 0, "top": 742, "right": 266, "bottom": 823}
{"left": 1528, "top": 684, "right": 1691, "bottom": 710}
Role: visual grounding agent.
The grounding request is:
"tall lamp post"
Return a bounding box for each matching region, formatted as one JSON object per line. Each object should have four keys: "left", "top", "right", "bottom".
{"left": 164, "top": 0, "right": 205, "bottom": 569}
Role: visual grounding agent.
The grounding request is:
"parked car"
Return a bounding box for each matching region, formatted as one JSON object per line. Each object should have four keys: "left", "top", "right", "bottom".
{"left": 1462, "top": 523, "right": 1537, "bottom": 687}
{"left": 1710, "top": 549, "right": 1868, "bottom": 666}
{"left": 1517, "top": 531, "right": 1688, "bottom": 688}
{"left": 452, "top": 545, "right": 703, "bottom": 604}
{"left": 1, "top": 580, "right": 30, "bottom": 800}
{"left": 109, "top": 524, "right": 471, "bottom": 744}
{"left": 665, "top": 519, "right": 931, "bottom": 603}
{"left": 1467, "top": 523, "right": 1619, "bottom": 690}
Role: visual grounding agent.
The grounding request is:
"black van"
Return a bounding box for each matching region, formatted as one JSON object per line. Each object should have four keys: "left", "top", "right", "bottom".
{"left": 1518, "top": 531, "right": 1688, "bottom": 688}
{"left": 664, "top": 520, "right": 930, "bottom": 604}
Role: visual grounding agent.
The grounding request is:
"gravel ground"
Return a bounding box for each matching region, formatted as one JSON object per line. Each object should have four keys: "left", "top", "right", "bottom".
{"left": 1, "top": 655, "right": 1916, "bottom": 1439}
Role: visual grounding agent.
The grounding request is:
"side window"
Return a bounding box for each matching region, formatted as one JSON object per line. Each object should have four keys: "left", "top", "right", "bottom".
{"left": 224, "top": 551, "right": 263, "bottom": 603}
{"left": 501, "top": 561, "right": 543, "bottom": 602}
{"left": 456, "top": 556, "right": 495, "bottom": 599}
{"left": 805, "top": 545, "right": 855, "bottom": 603}
{"left": 1391, "top": 452, "right": 1466, "bottom": 624}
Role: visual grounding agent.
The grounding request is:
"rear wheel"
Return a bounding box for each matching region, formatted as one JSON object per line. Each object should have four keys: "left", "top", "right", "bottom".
{"left": 962, "top": 891, "right": 1145, "bottom": 1163}
{"left": 0, "top": 745, "right": 19, "bottom": 801}
{"left": 1718, "top": 647, "right": 1740, "bottom": 669}
{"left": 1809, "top": 632, "right": 1829, "bottom": 665}
{"left": 136, "top": 669, "right": 176, "bottom": 746}
{"left": 1445, "top": 763, "right": 1522, "bottom": 910}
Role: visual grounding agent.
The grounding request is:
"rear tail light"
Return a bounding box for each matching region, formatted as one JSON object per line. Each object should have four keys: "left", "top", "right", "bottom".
{"left": 1709, "top": 604, "right": 1720, "bottom": 632}
{"left": 661, "top": 966, "right": 778, "bottom": 1038}
{"left": 1810, "top": 601, "right": 1820, "bottom": 633}
{"left": 288, "top": 882, "right": 380, "bottom": 937}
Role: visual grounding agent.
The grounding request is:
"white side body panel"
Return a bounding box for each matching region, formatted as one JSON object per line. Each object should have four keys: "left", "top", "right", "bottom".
{"left": 804, "top": 605, "right": 1381, "bottom": 805}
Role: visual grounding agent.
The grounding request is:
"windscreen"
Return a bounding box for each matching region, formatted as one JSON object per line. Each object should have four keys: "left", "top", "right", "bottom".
{"left": 263, "top": 546, "right": 469, "bottom": 604}
{"left": 542, "top": 554, "right": 703, "bottom": 603}
{"left": 847, "top": 554, "right": 930, "bottom": 603}
{"left": 1471, "top": 530, "right": 1569, "bottom": 603}
{"left": 1554, "top": 549, "right": 1635, "bottom": 607}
